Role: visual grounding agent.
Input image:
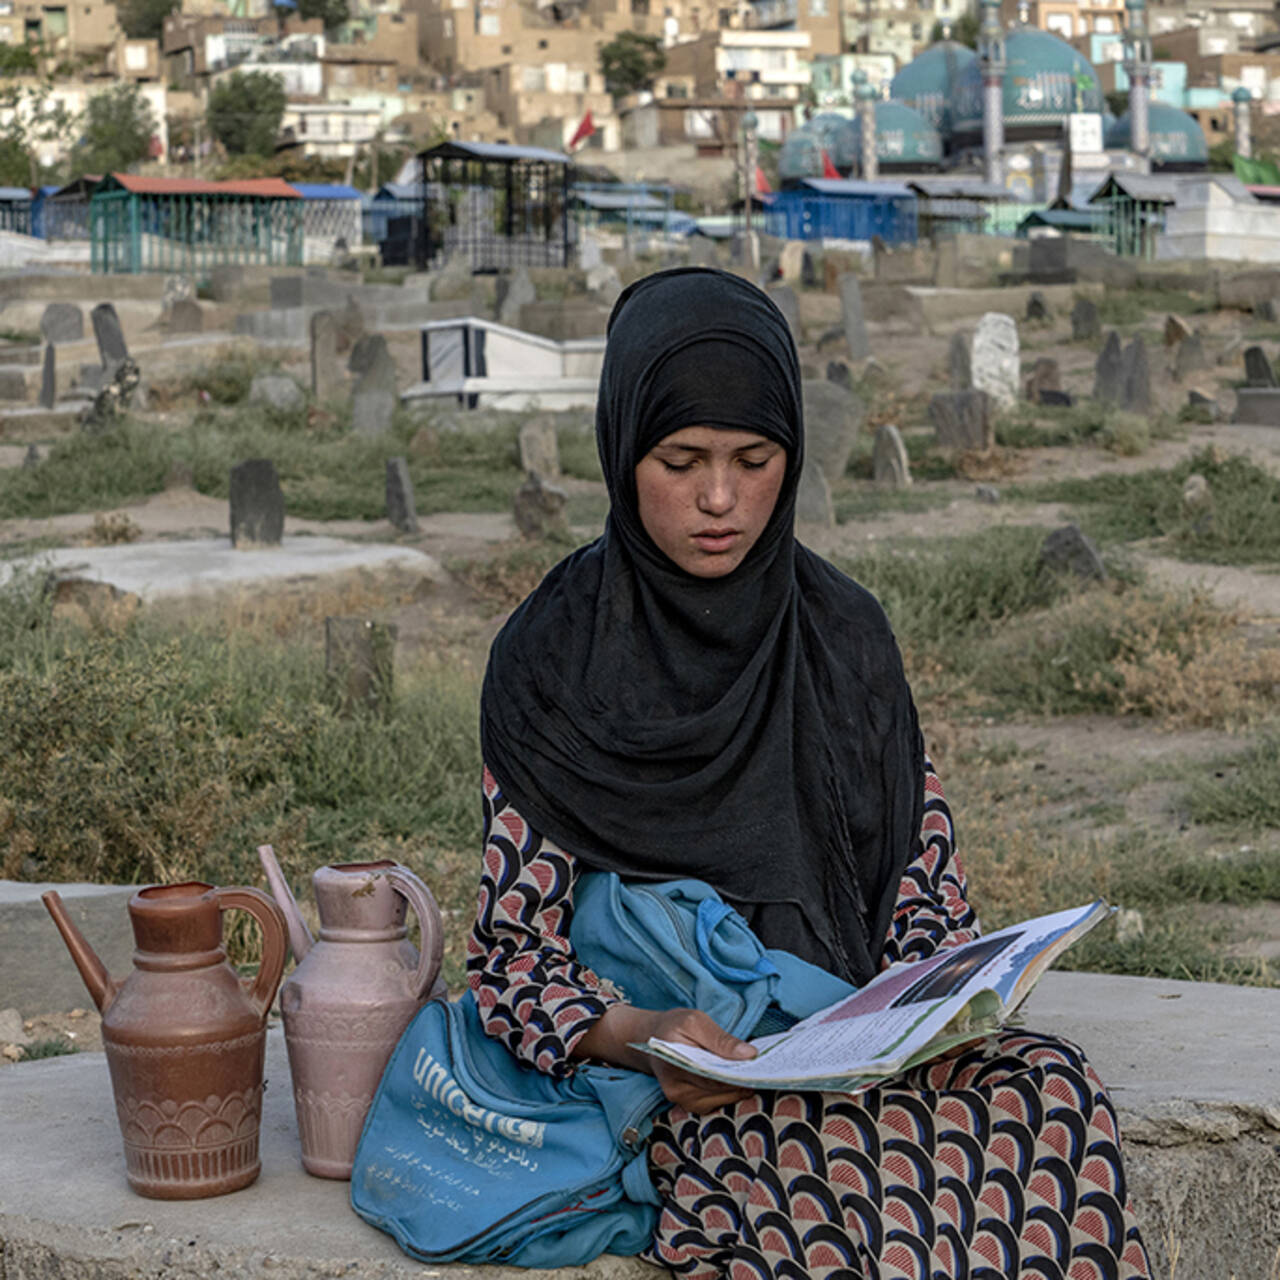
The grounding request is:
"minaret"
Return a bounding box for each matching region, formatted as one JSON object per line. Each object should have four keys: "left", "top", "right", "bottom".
{"left": 1234, "top": 86, "right": 1253, "bottom": 159}
{"left": 853, "top": 69, "right": 878, "bottom": 180}
{"left": 978, "top": 0, "right": 1006, "bottom": 187}
{"left": 1123, "top": 0, "right": 1152, "bottom": 170}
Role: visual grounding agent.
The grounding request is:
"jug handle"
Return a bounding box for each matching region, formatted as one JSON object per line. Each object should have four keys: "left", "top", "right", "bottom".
{"left": 385, "top": 866, "right": 445, "bottom": 1001}
{"left": 216, "top": 887, "right": 289, "bottom": 1020}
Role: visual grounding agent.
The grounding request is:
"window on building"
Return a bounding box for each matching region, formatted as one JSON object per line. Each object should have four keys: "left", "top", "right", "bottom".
{"left": 1094, "top": 15, "right": 1113, "bottom": 31}
{"left": 479, "top": 12, "right": 499, "bottom": 33}
{"left": 718, "top": 7, "right": 732, "bottom": 25}
{"left": 633, "top": 0, "right": 650, "bottom": 12}
{"left": 501, "top": 41, "right": 512, "bottom": 51}
{"left": 911, "top": 21, "right": 921, "bottom": 37}
{"left": 666, "top": 81, "right": 688, "bottom": 96}
{"left": 809, "top": 0, "right": 827, "bottom": 14}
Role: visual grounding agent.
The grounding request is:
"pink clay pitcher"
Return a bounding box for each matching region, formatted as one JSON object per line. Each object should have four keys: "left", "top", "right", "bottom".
{"left": 258, "top": 846, "right": 446, "bottom": 1179}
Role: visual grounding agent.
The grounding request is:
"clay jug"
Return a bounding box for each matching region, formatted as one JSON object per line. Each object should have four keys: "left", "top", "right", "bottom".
{"left": 258, "top": 845, "right": 446, "bottom": 1179}
{"left": 42, "top": 881, "right": 287, "bottom": 1200}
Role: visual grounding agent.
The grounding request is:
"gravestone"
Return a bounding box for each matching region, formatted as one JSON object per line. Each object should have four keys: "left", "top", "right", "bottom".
{"left": 1234, "top": 387, "right": 1280, "bottom": 425}
{"left": 1038, "top": 389, "right": 1073, "bottom": 407}
{"left": 971, "top": 313, "right": 1019, "bottom": 410}
{"left": 1025, "top": 292, "right": 1050, "bottom": 323}
{"left": 687, "top": 237, "right": 717, "bottom": 268}
{"left": 825, "top": 360, "right": 852, "bottom": 392}
{"left": 929, "top": 391, "right": 993, "bottom": 450}
{"left": 948, "top": 331, "right": 972, "bottom": 391}
{"left": 431, "top": 255, "right": 474, "bottom": 302}
{"left": 1028, "top": 237, "right": 1068, "bottom": 278}
{"left": 249, "top": 373, "right": 305, "bottom": 412}
{"left": 1243, "top": 345, "right": 1277, "bottom": 387}
{"left": 586, "top": 262, "right": 622, "bottom": 307}
{"left": 815, "top": 327, "right": 845, "bottom": 355}
{"left": 39, "top": 344, "right": 55, "bottom": 410}
{"left": 40, "top": 302, "right": 83, "bottom": 345}
{"left": 162, "top": 274, "right": 193, "bottom": 309}
{"left": 801, "top": 250, "right": 820, "bottom": 289}
{"left": 778, "top": 240, "right": 805, "bottom": 283}
{"left": 167, "top": 299, "right": 204, "bottom": 333}
{"left": 578, "top": 232, "right": 604, "bottom": 271}
{"left": 1070, "top": 296, "right": 1100, "bottom": 343}
{"left": 1182, "top": 473, "right": 1213, "bottom": 535}
{"left": 1023, "top": 357, "right": 1061, "bottom": 402}
{"left": 497, "top": 268, "right": 536, "bottom": 328}
{"left": 311, "top": 311, "right": 340, "bottom": 400}
{"left": 90, "top": 303, "right": 128, "bottom": 369}
{"left": 513, "top": 472, "right": 569, "bottom": 538}
{"left": 347, "top": 332, "right": 386, "bottom": 379}
{"left": 518, "top": 415, "right": 560, "bottom": 479}
{"left": 229, "top": 458, "right": 284, "bottom": 548}
{"left": 802, "top": 379, "right": 864, "bottom": 486}
{"left": 23, "top": 443, "right": 40, "bottom": 468}
{"left": 975, "top": 484, "right": 1000, "bottom": 505}
{"left": 1039, "top": 524, "right": 1107, "bottom": 582}
{"left": 325, "top": 617, "right": 397, "bottom": 718}
{"left": 351, "top": 337, "right": 397, "bottom": 436}
{"left": 795, "top": 457, "right": 834, "bottom": 526}
{"left": 1093, "top": 331, "right": 1125, "bottom": 404}
{"left": 1164, "top": 314, "right": 1192, "bottom": 346}
{"left": 1256, "top": 299, "right": 1279, "bottom": 323}
{"left": 766, "top": 284, "right": 802, "bottom": 348}
{"left": 1121, "top": 337, "right": 1151, "bottom": 413}
{"left": 385, "top": 457, "right": 419, "bottom": 534}
{"left": 838, "top": 273, "right": 870, "bottom": 361}
{"left": 1217, "top": 332, "right": 1245, "bottom": 367}
{"left": 336, "top": 296, "right": 365, "bottom": 353}
{"left": 872, "top": 424, "right": 911, "bottom": 490}
{"left": 1174, "top": 333, "right": 1210, "bottom": 381}
{"left": 1187, "top": 387, "right": 1219, "bottom": 419}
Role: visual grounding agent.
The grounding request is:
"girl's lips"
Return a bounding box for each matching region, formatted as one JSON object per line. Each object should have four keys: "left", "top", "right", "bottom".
{"left": 693, "top": 530, "right": 740, "bottom": 552}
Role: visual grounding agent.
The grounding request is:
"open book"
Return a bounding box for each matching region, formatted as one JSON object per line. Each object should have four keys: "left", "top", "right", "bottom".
{"left": 641, "top": 900, "right": 1112, "bottom": 1093}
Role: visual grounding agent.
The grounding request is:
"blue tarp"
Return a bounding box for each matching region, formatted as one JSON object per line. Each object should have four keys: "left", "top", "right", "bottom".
{"left": 765, "top": 183, "right": 918, "bottom": 244}
{"left": 290, "top": 183, "right": 364, "bottom": 201}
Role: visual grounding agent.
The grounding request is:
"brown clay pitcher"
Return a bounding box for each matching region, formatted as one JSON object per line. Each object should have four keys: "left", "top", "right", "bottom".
{"left": 42, "top": 881, "right": 287, "bottom": 1200}
{"left": 258, "top": 845, "right": 446, "bottom": 1179}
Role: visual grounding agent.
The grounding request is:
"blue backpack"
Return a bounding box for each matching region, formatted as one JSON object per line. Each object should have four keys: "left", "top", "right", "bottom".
{"left": 350, "top": 872, "right": 853, "bottom": 1268}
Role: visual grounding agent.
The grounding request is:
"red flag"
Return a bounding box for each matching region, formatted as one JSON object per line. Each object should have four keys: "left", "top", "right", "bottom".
{"left": 820, "top": 148, "right": 840, "bottom": 179}
{"left": 755, "top": 165, "right": 772, "bottom": 195}
{"left": 568, "top": 111, "right": 596, "bottom": 150}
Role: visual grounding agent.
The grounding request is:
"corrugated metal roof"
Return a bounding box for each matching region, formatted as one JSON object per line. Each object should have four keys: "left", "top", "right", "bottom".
{"left": 289, "top": 182, "right": 364, "bottom": 200}
{"left": 106, "top": 174, "right": 299, "bottom": 198}
{"left": 0, "top": 187, "right": 32, "bottom": 201}
{"left": 1019, "top": 209, "right": 1104, "bottom": 230}
{"left": 574, "top": 190, "right": 665, "bottom": 211}
{"left": 1087, "top": 173, "right": 1176, "bottom": 204}
{"left": 795, "top": 178, "right": 915, "bottom": 199}
{"left": 418, "top": 140, "right": 570, "bottom": 165}
{"left": 906, "top": 177, "right": 1010, "bottom": 201}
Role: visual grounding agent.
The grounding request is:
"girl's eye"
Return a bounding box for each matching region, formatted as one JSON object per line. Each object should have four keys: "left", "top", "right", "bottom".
{"left": 660, "top": 458, "right": 694, "bottom": 472}
{"left": 740, "top": 458, "right": 768, "bottom": 470}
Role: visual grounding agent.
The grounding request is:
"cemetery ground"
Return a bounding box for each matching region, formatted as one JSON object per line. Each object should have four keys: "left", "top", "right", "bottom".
{"left": 3, "top": 283, "right": 1280, "bottom": 1080}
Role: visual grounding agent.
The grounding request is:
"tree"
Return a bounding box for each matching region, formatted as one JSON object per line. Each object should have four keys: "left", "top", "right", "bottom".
{"left": 1104, "top": 90, "right": 1128, "bottom": 119}
{"left": 599, "top": 31, "right": 666, "bottom": 98}
{"left": 119, "top": 0, "right": 178, "bottom": 39}
{"left": 294, "top": 0, "right": 349, "bottom": 32}
{"left": 207, "top": 71, "right": 287, "bottom": 159}
{"left": 74, "top": 84, "right": 154, "bottom": 174}
{"left": 929, "top": 13, "right": 979, "bottom": 47}
{"left": 0, "top": 80, "right": 78, "bottom": 185}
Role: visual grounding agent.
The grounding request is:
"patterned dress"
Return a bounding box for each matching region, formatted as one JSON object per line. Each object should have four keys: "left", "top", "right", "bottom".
{"left": 467, "top": 765, "right": 1151, "bottom": 1280}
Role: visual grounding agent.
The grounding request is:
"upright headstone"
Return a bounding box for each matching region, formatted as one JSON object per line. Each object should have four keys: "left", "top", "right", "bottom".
{"left": 1233, "top": 387, "right": 1280, "bottom": 425}
{"left": 1028, "top": 237, "right": 1068, "bottom": 278}
{"left": 229, "top": 458, "right": 284, "bottom": 549}
{"left": 351, "top": 335, "right": 397, "bottom": 436}
{"left": 22, "top": 443, "right": 40, "bottom": 469}
{"left": 1093, "top": 331, "right": 1125, "bottom": 404}
{"left": 971, "top": 312, "right": 1019, "bottom": 410}
{"left": 167, "top": 299, "right": 204, "bottom": 333}
{"left": 40, "top": 302, "right": 83, "bottom": 345}
{"left": 1243, "top": 345, "right": 1277, "bottom": 387}
{"left": 497, "top": 268, "right": 537, "bottom": 328}
{"left": 825, "top": 360, "right": 852, "bottom": 392}
{"left": 778, "top": 240, "right": 805, "bottom": 283}
{"left": 801, "top": 250, "right": 820, "bottom": 289}
{"left": 1071, "top": 297, "right": 1101, "bottom": 343}
{"left": 1039, "top": 524, "right": 1107, "bottom": 582}
{"left": 872, "top": 424, "right": 911, "bottom": 489}
{"left": 687, "top": 237, "right": 717, "bottom": 268}
{"left": 802, "top": 379, "right": 864, "bottom": 486}
{"left": 929, "top": 391, "right": 993, "bottom": 450}
{"left": 325, "top": 617, "right": 397, "bottom": 718}
{"left": 586, "top": 262, "right": 623, "bottom": 307}
{"left": 385, "top": 457, "right": 419, "bottom": 534}
{"left": 513, "top": 472, "right": 569, "bottom": 538}
{"left": 90, "top": 303, "right": 128, "bottom": 369}
{"left": 1164, "top": 314, "right": 1192, "bottom": 346}
{"left": 948, "top": 331, "right": 972, "bottom": 391}
{"left": 249, "top": 372, "right": 305, "bottom": 411}
{"left": 1023, "top": 357, "right": 1061, "bottom": 402}
{"left": 1121, "top": 337, "right": 1151, "bottom": 413}
{"left": 39, "top": 344, "right": 55, "bottom": 410}
{"left": 518, "top": 416, "right": 560, "bottom": 479}
{"left": 838, "top": 273, "right": 870, "bottom": 361}
{"left": 336, "top": 296, "right": 365, "bottom": 353}
{"left": 1256, "top": 299, "right": 1279, "bottom": 323}
{"left": 795, "top": 457, "right": 834, "bottom": 526}
{"left": 311, "top": 311, "right": 340, "bottom": 399}
{"left": 1025, "top": 291, "right": 1050, "bottom": 323}
{"left": 1174, "top": 333, "right": 1210, "bottom": 380}
{"left": 766, "top": 284, "right": 802, "bottom": 348}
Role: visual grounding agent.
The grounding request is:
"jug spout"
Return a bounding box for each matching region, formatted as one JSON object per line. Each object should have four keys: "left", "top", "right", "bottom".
{"left": 258, "top": 844, "right": 314, "bottom": 962}
{"left": 41, "top": 890, "right": 119, "bottom": 1014}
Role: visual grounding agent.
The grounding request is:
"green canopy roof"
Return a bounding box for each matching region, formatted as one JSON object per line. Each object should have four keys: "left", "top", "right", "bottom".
{"left": 951, "top": 26, "right": 1103, "bottom": 137}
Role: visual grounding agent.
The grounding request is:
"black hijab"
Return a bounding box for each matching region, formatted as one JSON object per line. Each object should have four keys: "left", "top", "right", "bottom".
{"left": 480, "top": 268, "right": 923, "bottom": 986}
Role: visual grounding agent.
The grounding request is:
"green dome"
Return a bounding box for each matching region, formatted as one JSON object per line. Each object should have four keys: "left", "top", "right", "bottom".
{"left": 951, "top": 26, "right": 1104, "bottom": 137}
{"left": 856, "top": 101, "right": 944, "bottom": 167}
{"left": 891, "top": 41, "right": 977, "bottom": 136}
{"left": 778, "top": 104, "right": 942, "bottom": 181}
{"left": 1105, "top": 103, "right": 1208, "bottom": 166}
{"left": 778, "top": 127, "right": 826, "bottom": 183}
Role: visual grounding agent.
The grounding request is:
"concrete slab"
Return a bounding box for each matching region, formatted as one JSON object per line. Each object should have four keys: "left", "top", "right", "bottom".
{"left": 0, "top": 882, "right": 138, "bottom": 1016}
{"left": 0, "top": 972, "right": 1275, "bottom": 1277}
{"left": 0, "top": 537, "right": 444, "bottom": 603}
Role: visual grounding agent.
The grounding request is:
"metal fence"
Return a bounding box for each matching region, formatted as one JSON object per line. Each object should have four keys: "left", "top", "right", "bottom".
{"left": 0, "top": 194, "right": 33, "bottom": 236}
{"left": 90, "top": 188, "right": 303, "bottom": 274}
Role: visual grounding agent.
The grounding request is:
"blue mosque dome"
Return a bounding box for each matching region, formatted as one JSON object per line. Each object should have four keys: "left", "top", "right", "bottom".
{"left": 891, "top": 41, "right": 977, "bottom": 137}
{"left": 1106, "top": 103, "right": 1209, "bottom": 167}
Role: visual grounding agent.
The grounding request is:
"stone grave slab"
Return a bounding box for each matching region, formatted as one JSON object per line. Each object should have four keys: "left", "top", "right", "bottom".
{"left": 352, "top": 336, "right": 397, "bottom": 436}
{"left": 230, "top": 458, "right": 285, "bottom": 548}
{"left": 838, "top": 274, "right": 870, "bottom": 361}
{"left": 1234, "top": 387, "right": 1280, "bottom": 426}
{"left": 311, "top": 311, "right": 340, "bottom": 400}
{"left": 1174, "top": 334, "right": 1210, "bottom": 380}
{"left": 948, "top": 331, "right": 971, "bottom": 391}
{"left": 1243, "top": 345, "right": 1277, "bottom": 387}
{"left": 385, "top": 457, "right": 419, "bottom": 534}
{"left": 872, "top": 424, "right": 911, "bottom": 489}
{"left": 1040, "top": 524, "right": 1107, "bottom": 581}
{"left": 249, "top": 373, "right": 304, "bottom": 412}
{"left": 802, "top": 379, "right": 864, "bottom": 486}
{"left": 766, "top": 284, "right": 802, "bottom": 349}
{"left": 39, "top": 344, "right": 55, "bottom": 410}
{"left": 513, "top": 472, "right": 569, "bottom": 538}
{"left": 929, "top": 390, "right": 993, "bottom": 450}
{"left": 1024, "top": 357, "right": 1061, "bottom": 402}
{"left": 795, "top": 457, "right": 834, "bottom": 526}
{"left": 519, "top": 415, "right": 561, "bottom": 479}
{"left": 90, "top": 302, "right": 128, "bottom": 368}
{"left": 1121, "top": 337, "right": 1151, "bottom": 413}
{"left": 1071, "top": 297, "right": 1100, "bottom": 342}
{"left": 1093, "top": 332, "right": 1125, "bottom": 404}
{"left": 40, "top": 302, "right": 83, "bottom": 345}
{"left": 971, "top": 313, "right": 1019, "bottom": 410}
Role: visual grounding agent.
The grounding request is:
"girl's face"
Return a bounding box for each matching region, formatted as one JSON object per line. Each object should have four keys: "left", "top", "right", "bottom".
{"left": 634, "top": 426, "right": 786, "bottom": 578}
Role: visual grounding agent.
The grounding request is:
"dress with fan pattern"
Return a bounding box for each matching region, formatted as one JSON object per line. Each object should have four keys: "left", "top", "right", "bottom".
{"left": 467, "top": 765, "right": 1151, "bottom": 1280}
